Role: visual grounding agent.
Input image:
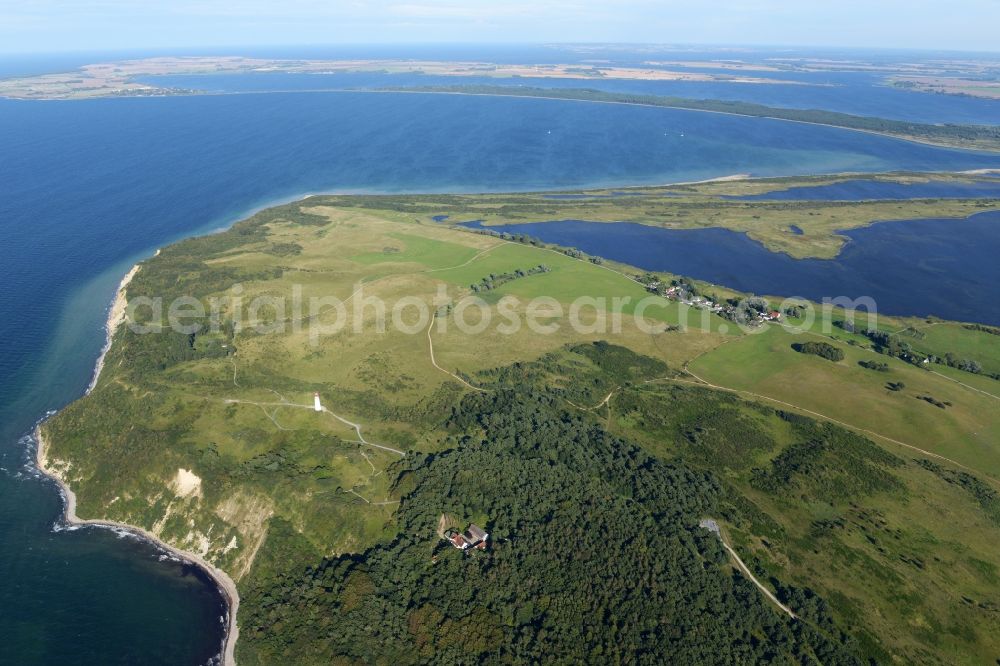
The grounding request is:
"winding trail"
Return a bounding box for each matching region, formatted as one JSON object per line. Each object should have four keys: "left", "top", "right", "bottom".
{"left": 927, "top": 369, "right": 1000, "bottom": 401}
{"left": 319, "top": 406, "right": 404, "bottom": 456}
{"left": 700, "top": 519, "right": 795, "bottom": 618}
{"left": 422, "top": 241, "right": 511, "bottom": 274}
{"left": 722, "top": 540, "right": 796, "bottom": 618}
{"left": 425, "top": 322, "right": 488, "bottom": 393}
{"left": 223, "top": 397, "right": 405, "bottom": 457}
{"left": 229, "top": 357, "right": 240, "bottom": 388}
{"left": 566, "top": 387, "right": 619, "bottom": 412}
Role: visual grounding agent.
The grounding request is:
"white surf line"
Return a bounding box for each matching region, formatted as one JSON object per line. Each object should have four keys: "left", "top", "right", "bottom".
{"left": 87, "top": 263, "right": 141, "bottom": 395}
{"left": 425, "top": 322, "right": 488, "bottom": 393}
{"left": 34, "top": 427, "right": 240, "bottom": 666}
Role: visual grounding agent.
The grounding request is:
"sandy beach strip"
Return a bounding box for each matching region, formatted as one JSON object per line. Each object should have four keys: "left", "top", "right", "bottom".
{"left": 86, "top": 263, "right": 140, "bottom": 395}
{"left": 40, "top": 256, "right": 240, "bottom": 666}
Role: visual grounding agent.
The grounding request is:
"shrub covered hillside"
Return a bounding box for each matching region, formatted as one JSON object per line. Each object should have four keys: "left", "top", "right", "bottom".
{"left": 239, "top": 385, "right": 862, "bottom": 664}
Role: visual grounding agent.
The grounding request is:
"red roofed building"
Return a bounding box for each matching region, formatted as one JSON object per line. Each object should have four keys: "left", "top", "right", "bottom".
{"left": 445, "top": 523, "right": 489, "bottom": 551}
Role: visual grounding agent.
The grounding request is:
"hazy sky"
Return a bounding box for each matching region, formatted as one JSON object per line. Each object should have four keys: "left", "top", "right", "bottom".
{"left": 1, "top": 0, "right": 998, "bottom": 54}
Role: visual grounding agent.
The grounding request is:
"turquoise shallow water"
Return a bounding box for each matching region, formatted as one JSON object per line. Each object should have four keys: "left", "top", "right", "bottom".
{"left": 2, "top": 83, "right": 1000, "bottom": 663}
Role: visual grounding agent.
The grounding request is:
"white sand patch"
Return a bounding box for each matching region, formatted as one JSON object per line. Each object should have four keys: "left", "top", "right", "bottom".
{"left": 87, "top": 263, "right": 141, "bottom": 394}
{"left": 44, "top": 457, "right": 73, "bottom": 483}
{"left": 184, "top": 531, "right": 212, "bottom": 557}
{"left": 174, "top": 468, "right": 202, "bottom": 498}
{"left": 222, "top": 535, "right": 239, "bottom": 555}
{"left": 215, "top": 491, "right": 274, "bottom": 581}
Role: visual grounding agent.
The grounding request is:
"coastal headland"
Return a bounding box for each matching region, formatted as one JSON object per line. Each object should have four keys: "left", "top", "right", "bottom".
{"left": 35, "top": 426, "right": 239, "bottom": 666}
{"left": 35, "top": 257, "right": 239, "bottom": 666}
{"left": 37, "top": 178, "right": 1000, "bottom": 663}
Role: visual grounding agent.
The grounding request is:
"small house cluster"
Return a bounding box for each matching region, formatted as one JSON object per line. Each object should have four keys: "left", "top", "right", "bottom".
{"left": 637, "top": 274, "right": 783, "bottom": 327}
{"left": 662, "top": 284, "right": 723, "bottom": 313}
{"left": 639, "top": 275, "right": 723, "bottom": 312}
{"left": 446, "top": 524, "right": 489, "bottom": 551}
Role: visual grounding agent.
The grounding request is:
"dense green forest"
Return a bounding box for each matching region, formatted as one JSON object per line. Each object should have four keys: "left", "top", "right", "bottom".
{"left": 239, "top": 365, "right": 863, "bottom": 664}
{"left": 793, "top": 341, "right": 846, "bottom": 362}
{"left": 380, "top": 85, "right": 1000, "bottom": 151}
{"left": 236, "top": 340, "right": 1000, "bottom": 663}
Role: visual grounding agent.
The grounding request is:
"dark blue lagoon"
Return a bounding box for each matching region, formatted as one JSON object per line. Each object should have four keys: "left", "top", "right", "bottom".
{"left": 463, "top": 211, "right": 1000, "bottom": 325}
{"left": 3, "top": 75, "right": 1000, "bottom": 663}
{"left": 732, "top": 178, "right": 1000, "bottom": 201}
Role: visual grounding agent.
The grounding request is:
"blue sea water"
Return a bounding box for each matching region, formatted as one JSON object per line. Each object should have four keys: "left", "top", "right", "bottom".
{"left": 2, "top": 66, "right": 1000, "bottom": 663}
{"left": 143, "top": 68, "right": 1000, "bottom": 125}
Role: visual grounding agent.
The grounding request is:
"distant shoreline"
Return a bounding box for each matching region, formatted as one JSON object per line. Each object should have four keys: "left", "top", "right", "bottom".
{"left": 360, "top": 87, "right": 1000, "bottom": 154}
{"left": 8, "top": 82, "right": 998, "bottom": 154}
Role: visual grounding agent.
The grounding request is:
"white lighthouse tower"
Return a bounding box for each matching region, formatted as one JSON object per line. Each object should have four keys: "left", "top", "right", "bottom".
{"left": 313, "top": 392, "right": 323, "bottom": 412}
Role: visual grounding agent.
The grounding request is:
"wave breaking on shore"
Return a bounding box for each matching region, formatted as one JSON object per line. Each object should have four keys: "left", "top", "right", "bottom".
{"left": 32, "top": 258, "right": 241, "bottom": 666}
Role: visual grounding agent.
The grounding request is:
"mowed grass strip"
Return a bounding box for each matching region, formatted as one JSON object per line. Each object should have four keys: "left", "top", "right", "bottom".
{"left": 351, "top": 231, "right": 479, "bottom": 268}
{"left": 430, "top": 241, "right": 732, "bottom": 332}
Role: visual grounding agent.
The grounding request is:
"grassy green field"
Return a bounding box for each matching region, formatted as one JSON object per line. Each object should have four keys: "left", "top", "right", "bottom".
{"left": 604, "top": 377, "right": 1000, "bottom": 664}
{"left": 689, "top": 325, "right": 1000, "bottom": 477}
{"left": 350, "top": 231, "right": 479, "bottom": 267}
{"left": 39, "top": 188, "right": 1000, "bottom": 664}
{"left": 903, "top": 322, "right": 1000, "bottom": 375}
{"left": 41, "top": 202, "right": 734, "bottom": 571}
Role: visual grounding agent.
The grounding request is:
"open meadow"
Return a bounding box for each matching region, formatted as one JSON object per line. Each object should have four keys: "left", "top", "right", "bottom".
{"left": 40, "top": 192, "right": 1000, "bottom": 663}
